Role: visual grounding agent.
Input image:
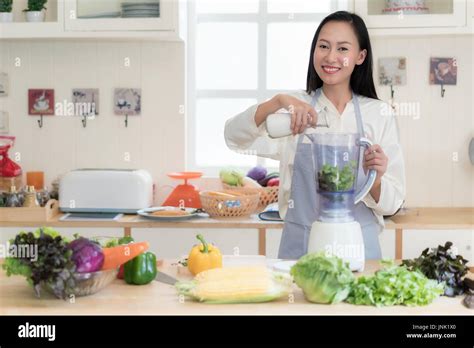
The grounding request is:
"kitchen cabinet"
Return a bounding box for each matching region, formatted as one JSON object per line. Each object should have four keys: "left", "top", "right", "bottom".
{"left": 353, "top": 0, "right": 473, "bottom": 36}
{"left": 0, "top": 0, "right": 184, "bottom": 40}
{"left": 64, "top": 0, "right": 176, "bottom": 33}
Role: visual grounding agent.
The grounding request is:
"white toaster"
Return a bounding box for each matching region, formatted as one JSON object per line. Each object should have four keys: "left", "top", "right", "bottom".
{"left": 59, "top": 169, "right": 153, "bottom": 213}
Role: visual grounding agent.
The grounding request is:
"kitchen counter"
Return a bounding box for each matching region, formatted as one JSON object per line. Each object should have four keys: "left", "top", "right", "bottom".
{"left": 1, "top": 260, "right": 472, "bottom": 315}
{"left": 1, "top": 207, "right": 472, "bottom": 259}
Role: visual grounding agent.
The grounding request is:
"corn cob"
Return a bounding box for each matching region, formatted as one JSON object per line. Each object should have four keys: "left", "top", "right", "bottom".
{"left": 176, "top": 266, "right": 292, "bottom": 304}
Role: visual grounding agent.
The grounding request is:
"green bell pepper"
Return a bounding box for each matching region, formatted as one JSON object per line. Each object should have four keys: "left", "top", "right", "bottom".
{"left": 124, "top": 251, "right": 158, "bottom": 285}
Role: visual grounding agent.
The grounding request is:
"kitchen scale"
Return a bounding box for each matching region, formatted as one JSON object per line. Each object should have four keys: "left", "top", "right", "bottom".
{"left": 305, "top": 133, "right": 377, "bottom": 272}
{"left": 162, "top": 172, "right": 203, "bottom": 209}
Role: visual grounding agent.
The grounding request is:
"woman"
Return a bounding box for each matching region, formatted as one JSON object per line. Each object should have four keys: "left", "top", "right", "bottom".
{"left": 224, "top": 11, "right": 405, "bottom": 260}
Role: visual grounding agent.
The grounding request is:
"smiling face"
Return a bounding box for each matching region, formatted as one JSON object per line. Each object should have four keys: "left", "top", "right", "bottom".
{"left": 314, "top": 21, "right": 367, "bottom": 87}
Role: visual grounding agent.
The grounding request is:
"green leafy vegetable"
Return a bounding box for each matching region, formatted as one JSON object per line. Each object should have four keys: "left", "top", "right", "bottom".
{"left": 401, "top": 241, "right": 469, "bottom": 297}
{"left": 2, "top": 228, "right": 76, "bottom": 300}
{"left": 290, "top": 252, "right": 354, "bottom": 304}
{"left": 347, "top": 260, "right": 444, "bottom": 307}
{"left": 318, "top": 161, "right": 356, "bottom": 192}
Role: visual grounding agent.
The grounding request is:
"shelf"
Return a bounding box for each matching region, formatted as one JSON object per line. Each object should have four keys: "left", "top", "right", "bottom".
{"left": 354, "top": 0, "right": 473, "bottom": 35}
{"left": 0, "top": 0, "right": 183, "bottom": 40}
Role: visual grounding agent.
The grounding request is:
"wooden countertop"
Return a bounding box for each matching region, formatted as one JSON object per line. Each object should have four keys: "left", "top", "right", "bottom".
{"left": 0, "top": 213, "right": 283, "bottom": 229}
{"left": 0, "top": 207, "right": 472, "bottom": 230}
{"left": 1, "top": 259, "right": 472, "bottom": 315}
{"left": 386, "top": 207, "right": 473, "bottom": 230}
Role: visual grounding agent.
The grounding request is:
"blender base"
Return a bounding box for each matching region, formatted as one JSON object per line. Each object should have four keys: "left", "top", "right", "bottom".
{"left": 307, "top": 220, "right": 365, "bottom": 272}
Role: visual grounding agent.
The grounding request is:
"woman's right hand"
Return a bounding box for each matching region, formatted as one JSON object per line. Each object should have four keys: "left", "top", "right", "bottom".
{"left": 277, "top": 94, "right": 318, "bottom": 135}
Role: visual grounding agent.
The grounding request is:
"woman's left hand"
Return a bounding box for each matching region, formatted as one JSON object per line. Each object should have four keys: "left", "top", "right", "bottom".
{"left": 363, "top": 144, "right": 388, "bottom": 185}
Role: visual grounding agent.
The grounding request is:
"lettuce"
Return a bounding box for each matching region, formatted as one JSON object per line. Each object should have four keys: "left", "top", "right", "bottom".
{"left": 347, "top": 260, "right": 444, "bottom": 307}
{"left": 290, "top": 252, "right": 354, "bottom": 304}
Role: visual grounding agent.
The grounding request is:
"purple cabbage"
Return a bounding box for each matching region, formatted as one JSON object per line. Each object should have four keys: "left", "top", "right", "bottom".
{"left": 68, "top": 237, "right": 104, "bottom": 273}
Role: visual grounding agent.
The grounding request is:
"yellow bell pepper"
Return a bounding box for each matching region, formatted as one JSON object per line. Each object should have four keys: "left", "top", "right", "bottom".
{"left": 188, "top": 234, "right": 222, "bottom": 276}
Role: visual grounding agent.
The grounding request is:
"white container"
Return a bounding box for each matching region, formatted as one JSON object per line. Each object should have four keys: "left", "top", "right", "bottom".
{"left": 265, "top": 113, "right": 294, "bottom": 139}
{"left": 265, "top": 107, "right": 328, "bottom": 139}
{"left": 25, "top": 11, "right": 45, "bottom": 22}
{"left": 0, "top": 12, "right": 13, "bottom": 22}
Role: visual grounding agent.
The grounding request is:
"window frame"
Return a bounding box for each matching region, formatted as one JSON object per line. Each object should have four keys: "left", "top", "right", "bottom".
{"left": 186, "top": 0, "right": 351, "bottom": 176}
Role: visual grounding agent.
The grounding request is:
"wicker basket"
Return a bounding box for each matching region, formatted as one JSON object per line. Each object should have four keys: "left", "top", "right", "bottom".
{"left": 222, "top": 184, "right": 279, "bottom": 212}
{"left": 200, "top": 190, "right": 261, "bottom": 218}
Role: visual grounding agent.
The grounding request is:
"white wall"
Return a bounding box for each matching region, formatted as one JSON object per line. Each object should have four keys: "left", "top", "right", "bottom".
{"left": 0, "top": 35, "right": 473, "bottom": 263}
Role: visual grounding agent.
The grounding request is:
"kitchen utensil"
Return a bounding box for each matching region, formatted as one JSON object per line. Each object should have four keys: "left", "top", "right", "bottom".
{"left": 137, "top": 206, "right": 203, "bottom": 221}
{"left": 162, "top": 172, "right": 203, "bottom": 209}
{"left": 155, "top": 272, "right": 178, "bottom": 285}
{"left": 305, "top": 133, "right": 377, "bottom": 271}
{"left": 59, "top": 169, "right": 153, "bottom": 214}
{"left": 265, "top": 106, "right": 329, "bottom": 139}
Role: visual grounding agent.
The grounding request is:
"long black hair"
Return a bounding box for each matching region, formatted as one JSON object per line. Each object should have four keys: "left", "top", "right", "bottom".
{"left": 306, "top": 11, "right": 378, "bottom": 99}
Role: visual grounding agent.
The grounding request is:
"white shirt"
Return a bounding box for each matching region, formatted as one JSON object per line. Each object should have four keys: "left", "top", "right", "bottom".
{"left": 224, "top": 89, "right": 406, "bottom": 228}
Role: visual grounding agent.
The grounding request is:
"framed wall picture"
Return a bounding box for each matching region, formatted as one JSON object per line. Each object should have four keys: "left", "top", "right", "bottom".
{"left": 114, "top": 88, "right": 141, "bottom": 115}
{"left": 28, "top": 89, "right": 55, "bottom": 115}
{"left": 72, "top": 88, "right": 99, "bottom": 117}
{"left": 378, "top": 57, "right": 407, "bottom": 86}
{"left": 429, "top": 57, "right": 457, "bottom": 85}
{"left": 0, "top": 73, "right": 8, "bottom": 97}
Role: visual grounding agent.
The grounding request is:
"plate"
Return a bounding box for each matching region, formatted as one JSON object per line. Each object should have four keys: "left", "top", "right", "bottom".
{"left": 121, "top": 3, "right": 160, "bottom": 9}
{"left": 122, "top": 15, "right": 160, "bottom": 18}
{"left": 137, "top": 206, "right": 202, "bottom": 221}
{"left": 78, "top": 11, "right": 121, "bottom": 18}
{"left": 272, "top": 260, "right": 297, "bottom": 273}
{"left": 122, "top": 9, "right": 160, "bottom": 13}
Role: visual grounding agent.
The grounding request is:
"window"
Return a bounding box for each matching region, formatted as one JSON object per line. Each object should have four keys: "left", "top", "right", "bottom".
{"left": 187, "top": 0, "right": 350, "bottom": 175}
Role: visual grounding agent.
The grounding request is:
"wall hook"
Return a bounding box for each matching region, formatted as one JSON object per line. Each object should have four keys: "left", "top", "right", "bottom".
{"left": 82, "top": 115, "right": 87, "bottom": 128}
{"left": 440, "top": 84, "right": 446, "bottom": 98}
{"left": 390, "top": 85, "right": 395, "bottom": 99}
{"left": 37, "top": 114, "right": 44, "bottom": 128}
{"left": 124, "top": 114, "right": 128, "bottom": 127}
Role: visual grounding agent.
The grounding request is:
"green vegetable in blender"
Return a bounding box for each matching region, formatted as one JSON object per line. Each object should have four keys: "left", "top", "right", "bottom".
{"left": 401, "top": 241, "right": 469, "bottom": 297}
{"left": 347, "top": 260, "right": 444, "bottom": 307}
{"left": 318, "top": 161, "right": 356, "bottom": 192}
{"left": 2, "top": 228, "right": 77, "bottom": 299}
{"left": 290, "top": 252, "right": 354, "bottom": 304}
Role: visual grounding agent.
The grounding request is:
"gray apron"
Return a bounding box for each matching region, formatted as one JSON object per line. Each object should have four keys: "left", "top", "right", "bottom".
{"left": 278, "top": 88, "right": 382, "bottom": 260}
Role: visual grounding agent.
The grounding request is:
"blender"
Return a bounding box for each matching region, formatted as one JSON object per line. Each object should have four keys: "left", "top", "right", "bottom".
{"left": 305, "top": 133, "right": 377, "bottom": 271}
